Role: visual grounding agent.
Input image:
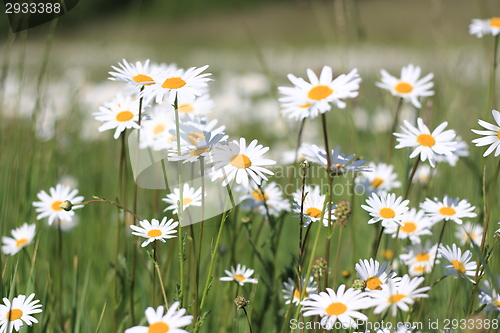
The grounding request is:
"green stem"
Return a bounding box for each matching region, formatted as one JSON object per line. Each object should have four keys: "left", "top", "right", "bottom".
{"left": 321, "top": 113, "right": 333, "bottom": 290}
{"left": 386, "top": 98, "right": 404, "bottom": 163}
{"left": 485, "top": 34, "right": 499, "bottom": 119}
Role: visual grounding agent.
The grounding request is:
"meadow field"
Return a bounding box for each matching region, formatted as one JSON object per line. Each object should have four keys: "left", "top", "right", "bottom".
{"left": 1, "top": 0, "right": 500, "bottom": 332}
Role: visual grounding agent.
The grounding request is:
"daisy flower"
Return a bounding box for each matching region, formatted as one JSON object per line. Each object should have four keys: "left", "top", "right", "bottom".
{"left": 109, "top": 59, "right": 155, "bottom": 86}
{"left": 469, "top": 17, "right": 500, "bottom": 37}
{"left": 434, "top": 136, "right": 469, "bottom": 167}
{"left": 141, "top": 65, "right": 211, "bottom": 105}
{"left": 162, "top": 183, "right": 204, "bottom": 214}
{"left": 366, "top": 275, "right": 430, "bottom": 317}
{"left": 278, "top": 66, "right": 361, "bottom": 120}
{"left": 292, "top": 185, "right": 336, "bottom": 227}
{"left": 125, "top": 302, "right": 192, "bottom": 333}
{"left": 177, "top": 94, "right": 214, "bottom": 117}
{"left": 282, "top": 276, "right": 318, "bottom": 305}
{"left": 412, "top": 164, "right": 436, "bottom": 186}
{"left": 355, "top": 258, "right": 398, "bottom": 291}
{"left": 394, "top": 118, "right": 456, "bottom": 168}
{"left": 0, "top": 293, "right": 42, "bottom": 333}
{"left": 139, "top": 106, "right": 175, "bottom": 151}
{"left": 210, "top": 138, "right": 276, "bottom": 188}
{"left": 455, "top": 221, "right": 483, "bottom": 246}
{"left": 361, "top": 192, "right": 409, "bottom": 227}
{"left": 32, "top": 184, "right": 83, "bottom": 225}
{"left": 1, "top": 223, "right": 36, "bottom": 256}
{"left": 93, "top": 93, "right": 142, "bottom": 139}
{"left": 478, "top": 277, "right": 500, "bottom": 316}
{"left": 399, "top": 240, "right": 438, "bottom": 276}
{"left": 376, "top": 64, "right": 434, "bottom": 109}
{"left": 219, "top": 264, "right": 258, "bottom": 286}
{"left": 129, "top": 217, "right": 178, "bottom": 247}
{"left": 439, "top": 244, "right": 477, "bottom": 283}
{"left": 356, "top": 162, "right": 401, "bottom": 196}
{"left": 240, "top": 182, "right": 291, "bottom": 217}
{"left": 301, "top": 144, "right": 368, "bottom": 176}
{"left": 471, "top": 109, "right": 500, "bottom": 157}
{"left": 420, "top": 195, "right": 477, "bottom": 225}
{"left": 301, "top": 284, "right": 368, "bottom": 329}
{"left": 383, "top": 208, "right": 433, "bottom": 244}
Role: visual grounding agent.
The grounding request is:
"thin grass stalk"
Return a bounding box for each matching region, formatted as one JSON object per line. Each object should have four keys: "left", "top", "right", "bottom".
{"left": 242, "top": 307, "right": 254, "bottom": 333}
{"left": 485, "top": 34, "right": 499, "bottom": 119}
{"left": 298, "top": 162, "right": 308, "bottom": 298}
{"left": 116, "top": 130, "right": 126, "bottom": 330}
{"left": 320, "top": 113, "right": 333, "bottom": 290}
{"left": 468, "top": 158, "right": 500, "bottom": 314}
{"left": 333, "top": 226, "right": 343, "bottom": 287}
{"left": 194, "top": 157, "right": 205, "bottom": 322}
{"left": 74, "top": 200, "right": 142, "bottom": 222}
{"left": 386, "top": 98, "right": 404, "bottom": 163}
{"left": 57, "top": 220, "right": 64, "bottom": 329}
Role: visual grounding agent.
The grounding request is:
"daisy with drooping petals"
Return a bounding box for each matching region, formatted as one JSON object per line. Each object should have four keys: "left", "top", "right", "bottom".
{"left": 356, "top": 162, "right": 401, "bottom": 196}
{"left": 355, "top": 258, "right": 398, "bottom": 291}
{"left": 301, "top": 144, "right": 368, "bottom": 176}
{"left": 279, "top": 66, "right": 361, "bottom": 120}
{"left": 439, "top": 244, "right": 477, "bottom": 283}
{"left": 383, "top": 208, "right": 433, "bottom": 244}
{"left": 472, "top": 109, "right": 500, "bottom": 157}
{"left": 301, "top": 285, "right": 369, "bottom": 329}
{"left": 282, "top": 276, "right": 318, "bottom": 305}
{"left": 32, "top": 184, "right": 83, "bottom": 225}
{"left": 0, "top": 293, "right": 42, "bottom": 333}
{"left": 1, "top": 223, "right": 36, "bottom": 255}
{"left": 162, "top": 183, "right": 204, "bottom": 214}
{"left": 109, "top": 59, "right": 155, "bottom": 86}
{"left": 292, "top": 185, "right": 336, "bottom": 227}
{"left": 129, "top": 217, "right": 178, "bottom": 247}
{"left": 376, "top": 64, "right": 434, "bottom": 109}
{"left": 420, "top": 195, "right": 477, "bottom": 225}
{"left": 240, "top": 181, "right": 291, "bottom": 217}
{"left": 219, "top": 264, "right": 258, "bottom": 286}
{"left": 141, "top": 65, "right": 211, "bottom": 105}
{"left": 455, "top": 221, "right": 483, "bottom": 246}
{"left": 394, "top": 118, "right": 456, "bottom": 168}
{"left": 210, "top": 138, "right": 275, "bottom": 188}
{"left": 93, "top": 93, "right": 142, "bottom": 139}
{"left": 469, "top": 17, "right": 500, "bottom": 37}
{"left": 125, "top": 302, "right": 192, "bottom": 333}
{"left": 399, "top": 240, "right": 438, "bottom": 276}
{"left": 366, "top": 275, "right": 430, "bottom": 317}
{"left": 361, "top": 192, "right": 409, "bottom": 227}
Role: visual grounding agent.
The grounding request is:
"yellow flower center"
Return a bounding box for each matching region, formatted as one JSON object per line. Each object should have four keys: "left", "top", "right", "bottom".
{"left": 414, "top": 266, "right": 425, "bottom": 273}
{"left": 300, "top": 103, "right": 312, "bottom": 108}
{"left": 382, "top": 249, "right": 394, "bottom": 260}
{"left": 147, "top": 229, "right": 162, "bottom": 238}
{"left": 293, "top": 289, "right": 309, "bottom": 300}
{"left": 325, "top": 302, "right": 347, "bottom": 316}
{"left": 230, "top": 154, "right": 252, "bottom": 169}
{"left": 178, "top": 104, "right": 194, "bottom": 113}
{"left": 416, "top": 134, "right": 435, "bottom": 147}
{"left": 132, "top": 74, "right": 154, "bottom": 86}
{"left": 15, "top": 238, "right": 28, "bottom": 248}
{"left": 305, "top": 207, "right": 322, "bottom": 218}
{"left": 188, "top": 132, "right": 205, "bottom": 145}
{"left": 162, "top": 77, "right": 186, "bottom": 89}
{"left": 366, "top": 277, "right": 383, "bottom": 290}
{"left": 148, "top": 321, "right": 170, "bottom": 333}
{"left": 371, "top": 177, "right": 383, "bottom": 188}
{"left": 51, "top": 200, "right": 63, "bottom": 211}
{"left": 190, "top": 147, "right": 210, "bottom": 156}
{"left": 379, "top": 207, "right": 396, "bottom": 219}
{"left": 388, "top": 294, "right": 406, "bottom": 303}
{"left": 153, "top": 124, "right": 165, "bottom": 135}
{"left": 116, "top": 111, "right": 134, "bottom": 122}
{"left": 401, "top": 222, "right": 417, "bottom": 233}
{"left": 439, "top": 206, "right": 456, "bottom": 216}
{"left": 308, "top": 85, "right": 333, "bottom": 101}
{"left": 490, "top": 17, "right": 500, "bottom": 28}
{"left": 183, "top": 198, "right": 193, "bottom": 206}
{"left": 493, "top": 300, "right": 500, "bottom": 307}
{"left": 394, "top": 82, "right": 413, "bottom": 93}
{"left": 416, "top": 253, "right": 430, "bottom": 262}
{"left": 497, "top": 130, "right": 500, "bottom": 140}
{"left": 6, "top": 309, "right": 23, "bottom": 321}
{"left": 251, "top": 190, "right": 269, "bottom": 202}
{"left": 342, "top": 270, "right": 351, "bottom": 277}
{"left": 234, "top": 275, "right": 246, "bottom": 283}
{"left": 452, "top": 259, "right": 466, "bottom": 273}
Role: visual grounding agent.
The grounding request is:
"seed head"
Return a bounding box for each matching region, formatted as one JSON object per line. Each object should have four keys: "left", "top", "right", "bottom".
{"left": 352, "top": 279, "right": 366, "bottom": 291}
{"left": 334, "top": 200, "right": 351, "bottom": 227}
{"left": 234, "top": 295, "right": 249, "bottom": 309}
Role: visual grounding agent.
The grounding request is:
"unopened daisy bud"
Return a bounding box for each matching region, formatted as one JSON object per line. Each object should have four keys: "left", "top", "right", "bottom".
{"left": 241, "top": 216, "right": 251, "bottom": 224}
{"left": 382, "top": 249, "right": 394, "bottom": 260}
{"left": 352, "top": 279, "right": 366, "bottom": 291}
{"left": 60, "top": 200, "right": 73, "bottom": 211}
{"left": 300, "top": 160, "right": 311, "bottom": 169}
{"left": 342, "top": 270, "right": 351, "bottom": 278}
{"left": 334, "top": 200, "right": 351, "bottom": 227}
{"left": 234, "top": 295, "right": 249, "bottom": 309}
{"left": 312, "top": 257, "right": 328, "bottom": 277}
